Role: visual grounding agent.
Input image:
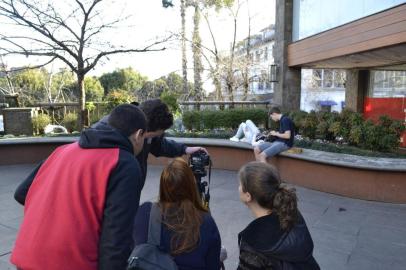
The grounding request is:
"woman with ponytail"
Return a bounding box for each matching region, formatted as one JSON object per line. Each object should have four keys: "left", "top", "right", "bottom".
{"left": 133, "top": 158, "right": 222, "bottom": 269}
{"left": 237, "top": 161, "right": 319, "bottom": 270}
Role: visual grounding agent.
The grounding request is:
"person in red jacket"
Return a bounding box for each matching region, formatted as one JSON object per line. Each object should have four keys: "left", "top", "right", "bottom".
{"left": 11, "top": 104, "right": 147, "bottom": 270}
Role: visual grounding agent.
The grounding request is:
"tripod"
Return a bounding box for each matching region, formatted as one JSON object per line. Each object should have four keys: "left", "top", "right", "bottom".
{"left": 194, "top": 173, "right": 210, "bottom": 209}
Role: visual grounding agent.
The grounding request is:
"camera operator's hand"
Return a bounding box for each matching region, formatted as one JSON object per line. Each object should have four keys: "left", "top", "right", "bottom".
{"left": 185, "top": 146, "right": 208, "bottom": 155}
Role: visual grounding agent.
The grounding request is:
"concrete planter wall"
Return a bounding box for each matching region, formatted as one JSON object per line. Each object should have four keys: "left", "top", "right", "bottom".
{"left": 0, "top": 137, "right": 405, "bottom": 203}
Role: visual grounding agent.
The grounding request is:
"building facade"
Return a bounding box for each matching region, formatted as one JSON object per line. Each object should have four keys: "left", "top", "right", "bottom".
{"left": 223, "top": 25, "right": 275, "bottom": 101}
{"left": 274, "top": 0, "right": 406, "bottom": 145}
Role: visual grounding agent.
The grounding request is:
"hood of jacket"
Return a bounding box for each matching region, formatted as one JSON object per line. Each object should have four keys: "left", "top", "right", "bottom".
{"left": 79, "top": 124, "right": 134, "bottom": 154}
{"left": 239, "top": 212, "right": 314, "bottom": 263}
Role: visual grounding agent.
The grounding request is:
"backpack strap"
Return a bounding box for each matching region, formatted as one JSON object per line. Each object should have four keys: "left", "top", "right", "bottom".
{"left": 147, "top": 203, "right": 162, "bottom": 246}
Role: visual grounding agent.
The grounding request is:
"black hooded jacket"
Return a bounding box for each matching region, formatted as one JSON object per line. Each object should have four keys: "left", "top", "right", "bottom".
{"left": 14, "top": 125, "right": 143, "bottom": 270}
{"left": 92, "top": 115, "right": 187, "bottom": 188}
{"left": 237, "top": 212, "right": 320, "bottom": 270}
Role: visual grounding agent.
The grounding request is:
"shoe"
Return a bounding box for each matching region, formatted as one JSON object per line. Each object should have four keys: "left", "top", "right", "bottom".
{"left": 229, "top": 136, "right": 239, "bottom": 142}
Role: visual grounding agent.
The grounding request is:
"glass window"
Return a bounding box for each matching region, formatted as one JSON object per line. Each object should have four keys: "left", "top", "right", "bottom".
{"left": 293, "top": 0, "right": 405, "bottom": 41}
{"left": 264, "top": 47, "right": 268, "bottom": 60}
{"left": 370, "top": 70, "right": 406, "bottom": 97}
{"left": 323, "top": 70, "right": 333, "bottom": 88}
{"left": 312, "top": 69, "right": 322, "bottom": 88}
{"left": 333, "top": 70, "right": 346, "bottom": 88}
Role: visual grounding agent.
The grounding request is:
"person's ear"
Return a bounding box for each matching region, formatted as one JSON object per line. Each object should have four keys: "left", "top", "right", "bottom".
{"left": 134, "top": 129, "right": 144, "bottom": 142}
{"left": 129, "top": 129, "right": 144, "bottom": 143}
{"left": 243, "top": 191, "right": 252, "bottom": 203}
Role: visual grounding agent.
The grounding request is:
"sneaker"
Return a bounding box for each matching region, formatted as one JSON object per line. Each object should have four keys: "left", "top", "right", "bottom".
{"left": 229, "top": 136, "right": 239, "bottom": 142}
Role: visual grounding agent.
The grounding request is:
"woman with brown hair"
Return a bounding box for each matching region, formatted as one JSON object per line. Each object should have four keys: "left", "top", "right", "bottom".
{"left": 237, "top": 161, "right": 319, "bottom": 270}
{"left": 133, "top": 158, "right": 221, "bottom": 269}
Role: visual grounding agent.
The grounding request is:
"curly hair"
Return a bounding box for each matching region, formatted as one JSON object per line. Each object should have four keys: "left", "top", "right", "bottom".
{"left": 239, "top": 162, "right": 298, "bottom": 231}
{"left": 139, "top": 99, "right": 173, "bottom": 132}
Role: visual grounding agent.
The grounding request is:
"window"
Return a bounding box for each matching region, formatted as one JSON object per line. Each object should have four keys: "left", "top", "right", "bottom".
{"left": 323, "top": 70, "right": 333, "bottom": 87}
{"left": 309, "top": 69, "right": 345, "bottom": 89}
{"left": 258, "top": 81, "right": 264, "bottom": 90}
{"left": 264, "top": 47, "right": 268, "bottom": 60}
{"left": 370, "top": 70, "right": 406, "bottom": 97}
{"left": 333, "top": 70, "right": 346, "bottom": 88}
{"left": 312, "top": 69, "right": 322, "bottom": 88}
{"left": 255, "top": 51, "right": 260, "bottom": 62}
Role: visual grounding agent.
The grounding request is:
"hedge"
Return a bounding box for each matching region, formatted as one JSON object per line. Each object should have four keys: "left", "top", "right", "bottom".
{"left": 181, "top": 108, "right": 405, "bottom": 152}
{"left": 182, "top": 108, "right": 268, "bottom": 131}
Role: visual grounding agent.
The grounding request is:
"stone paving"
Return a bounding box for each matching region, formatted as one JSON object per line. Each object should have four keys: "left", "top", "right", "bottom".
{"left": 1, "top": 164, "right": 406, "bottom": 270}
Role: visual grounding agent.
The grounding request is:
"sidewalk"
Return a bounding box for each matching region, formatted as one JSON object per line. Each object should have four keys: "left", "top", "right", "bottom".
{"left": 1, "top": 164, "right": 406, "bottom": 270}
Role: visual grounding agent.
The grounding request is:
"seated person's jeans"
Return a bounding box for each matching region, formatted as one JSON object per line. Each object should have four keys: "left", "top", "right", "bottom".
{"left": 232, "top": 120, "right": 259, "bottom": 145}
{"left": 258, "top": 141, "right": 289, "bottom": 158}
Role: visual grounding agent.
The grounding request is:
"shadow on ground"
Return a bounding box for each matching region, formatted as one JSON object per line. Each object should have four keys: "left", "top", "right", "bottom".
{"left": 1, "top": 164, "right": 406, "bottom": 270}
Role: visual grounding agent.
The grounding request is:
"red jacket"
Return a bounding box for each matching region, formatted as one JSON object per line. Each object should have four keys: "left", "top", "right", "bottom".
{"left": 12, "top": 126, "right": 143, "bottom": 270}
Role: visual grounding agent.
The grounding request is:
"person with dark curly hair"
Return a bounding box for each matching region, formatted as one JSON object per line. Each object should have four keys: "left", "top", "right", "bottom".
{"left": 237, "top": 162, "right": 319, "bottom": 270}
{"left": 93, "top": 99, "right": 207, "bottom": 188}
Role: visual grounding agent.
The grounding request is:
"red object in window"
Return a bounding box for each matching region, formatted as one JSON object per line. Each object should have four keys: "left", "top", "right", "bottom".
{"left": 364, "top": 97, "right": 406, "bottom": 147}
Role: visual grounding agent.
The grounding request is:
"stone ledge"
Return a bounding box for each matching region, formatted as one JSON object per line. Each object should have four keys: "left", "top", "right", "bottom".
{"left": 0, "top": 136, "right": 405, "bottom": 172}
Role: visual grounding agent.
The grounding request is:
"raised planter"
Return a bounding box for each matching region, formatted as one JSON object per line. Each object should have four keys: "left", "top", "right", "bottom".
{"left": 0, "top": 137, "right": 405, "bottom": 203}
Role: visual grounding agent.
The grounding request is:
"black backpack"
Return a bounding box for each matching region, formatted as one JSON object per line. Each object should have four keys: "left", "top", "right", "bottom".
{"left": 127, "top": 203, "right": 178, "bottom": 270}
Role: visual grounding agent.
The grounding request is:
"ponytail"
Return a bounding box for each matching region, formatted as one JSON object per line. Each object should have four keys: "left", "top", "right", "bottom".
{"left": 271, "top": 186, "right": 298, "bottom": 231}
{"left": 239, "top": 162, "right": 299, "bottom": 231}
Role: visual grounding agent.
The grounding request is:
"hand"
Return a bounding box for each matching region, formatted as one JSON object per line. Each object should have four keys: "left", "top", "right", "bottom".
{"left": 269, "top": 130, "right": 278, "bottom": 136}
{"left": 185, "top": 146, "right": 208, "bottom": 155}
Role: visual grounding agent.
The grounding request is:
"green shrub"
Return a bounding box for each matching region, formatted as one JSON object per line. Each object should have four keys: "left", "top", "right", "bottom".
{"left": 63, "top": 112, "right": 79, "bottom": 133}
{"left": 301, "top": 111, "right": 318, "bottom": 139}
{"left": 288, "top": 110, "right": 308, "bottom": 134}
{"left": 160, "top": 91, "right": 179, "bottom": 114}
{"left": 182, "top": 108, "right": 268, "bottom": 131}
{"left": 32, "top": 113, "right": 51, "bottom": 135}
{"left": 182, "top": 110, "right": 201, "bottom": 130}
{"left": 104, "top": 89, "right": 134, "bottom": 112}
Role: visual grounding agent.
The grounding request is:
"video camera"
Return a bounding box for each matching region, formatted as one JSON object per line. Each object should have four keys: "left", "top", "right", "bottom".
{"left": 255, "top": 132, "right": 277, "bottom": 143}
{"left": 189, "top": 150, "right": 212, "bottom": 208}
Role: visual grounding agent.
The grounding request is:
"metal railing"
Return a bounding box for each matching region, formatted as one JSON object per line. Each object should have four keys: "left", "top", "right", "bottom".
{"left": 179, "top": 100, "right": 273, "bottom": 111}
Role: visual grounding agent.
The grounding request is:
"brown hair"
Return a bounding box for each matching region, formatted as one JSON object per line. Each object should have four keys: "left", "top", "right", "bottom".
{"left": 269, "top": 106, "right": 281, "bottom": 114}
{"left": 239, "top": 161, "right": 298, "bottom": 231}
{"left": 159, "top": 158, "right": 207, "bottom": 254}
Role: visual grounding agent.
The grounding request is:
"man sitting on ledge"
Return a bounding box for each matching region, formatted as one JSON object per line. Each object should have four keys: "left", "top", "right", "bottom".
{"left": 254, "top": 106, "right": 295, "bottom": 163}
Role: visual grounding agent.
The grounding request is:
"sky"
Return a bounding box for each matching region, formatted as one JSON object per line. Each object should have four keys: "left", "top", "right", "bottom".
{"left": 1, "top": 0, "right": 275, "bottom": 85}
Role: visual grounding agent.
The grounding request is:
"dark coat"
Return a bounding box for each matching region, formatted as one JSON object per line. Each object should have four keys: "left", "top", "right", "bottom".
{"left": 13, "top": 125, "right": 143, "bottom": 270}
{"left": 92, "top": 115, "right": 187, "bottom": 188}
{"left": 238, "top": 212, "right": 320, "bottom": 270}
{"left": 133, "top": 202, "right": 222, "bottom": 270}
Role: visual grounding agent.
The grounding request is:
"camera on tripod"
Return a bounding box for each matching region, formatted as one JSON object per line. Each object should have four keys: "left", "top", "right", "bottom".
{"left": 190, "top": 150, "right": 211, "bottom": 177}
{"left": 189, "top": 150, "right": 212, "bottom": 208}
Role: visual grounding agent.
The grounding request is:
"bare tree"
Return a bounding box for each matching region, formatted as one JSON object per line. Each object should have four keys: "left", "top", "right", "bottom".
{"left": 190, "top": 1, "right": 203, "bottom": 106}
{"left": 180, "top": 0, "right": 189, "bottom": 97}
{"left": 241, "top": 0, "right": 251, "bottom": 100}
{"left": 0, "top": 0, "right": 171, "bottom": 128}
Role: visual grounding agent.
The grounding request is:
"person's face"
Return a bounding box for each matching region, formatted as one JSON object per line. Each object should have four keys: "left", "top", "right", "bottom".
{"left": 129, "top": 129, "right": 145, "bottom": 155}
{"left": 144, "top": 129, "right": 165, "bottom": 139}
{"left": 270, "top": 113, "right": 279, "bottom": 122}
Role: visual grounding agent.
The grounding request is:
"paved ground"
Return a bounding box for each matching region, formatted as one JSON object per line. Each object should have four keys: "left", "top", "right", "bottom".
{"left": 1, "top": 164, "right": 406, "bottom": 270}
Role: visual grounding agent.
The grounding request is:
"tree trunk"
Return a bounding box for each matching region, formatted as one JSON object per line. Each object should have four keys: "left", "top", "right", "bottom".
{"left": 180, "top": 0, "right": 188, "bottom": 98}
{"left": 192, "top": 3, "right": 203, "bottom": 110}
{"left": 77, "top": 73, "right": 88, "bottom": 130}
